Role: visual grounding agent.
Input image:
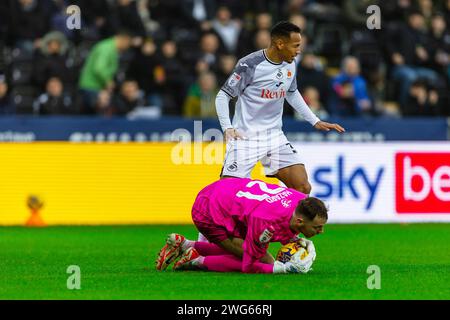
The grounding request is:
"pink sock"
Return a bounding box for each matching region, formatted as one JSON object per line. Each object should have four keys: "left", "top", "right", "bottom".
{"left": 194, "top": 242, "right": 229, "bottom": 256}
{"left": 202, "top": 255, "right": 242, "bottom": 272}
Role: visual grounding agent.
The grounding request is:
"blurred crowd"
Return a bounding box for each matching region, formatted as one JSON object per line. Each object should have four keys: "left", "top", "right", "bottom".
{"left": 0, "top": 0, "right": 449, "bottom": 119}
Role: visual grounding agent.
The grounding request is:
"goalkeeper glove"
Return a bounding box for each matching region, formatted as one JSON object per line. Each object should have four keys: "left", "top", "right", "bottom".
{"left": 296, "top": 238, "right": 317, "bottom": 262}
{"left": 273, "top": 259, "right": 313, "bottom": 274}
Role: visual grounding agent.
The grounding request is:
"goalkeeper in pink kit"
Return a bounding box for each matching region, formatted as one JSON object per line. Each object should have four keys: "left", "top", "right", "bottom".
{"left": 156, "top": 178, "right": 328, "bottom": 274}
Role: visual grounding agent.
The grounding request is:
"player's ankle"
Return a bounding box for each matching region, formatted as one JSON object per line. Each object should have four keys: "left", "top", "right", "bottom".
{"left": 192, "top": 256, "right": 205, "bottom": 268}
{"left": 181, "top": 240, "right": 194, "bottom": 252}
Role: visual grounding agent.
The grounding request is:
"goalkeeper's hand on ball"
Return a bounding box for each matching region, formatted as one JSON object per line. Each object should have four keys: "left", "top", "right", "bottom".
{"left": 273, "top": 249, "right": 315, "bottom": 274}
{"left": 297, "top": 238, "right": 316, "bottom": 262}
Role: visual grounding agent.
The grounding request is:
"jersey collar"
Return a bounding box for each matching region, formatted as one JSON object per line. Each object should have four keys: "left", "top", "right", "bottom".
{"left": 263, "top": 49, "right": 282, "bottom": 65}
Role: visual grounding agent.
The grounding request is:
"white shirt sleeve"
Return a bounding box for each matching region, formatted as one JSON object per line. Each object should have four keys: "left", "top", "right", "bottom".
{"left": 215, "top": 90, "right": 233, "bottom": 132}
{"left": 286, "top": 90, "right": 321, "bottom": 126}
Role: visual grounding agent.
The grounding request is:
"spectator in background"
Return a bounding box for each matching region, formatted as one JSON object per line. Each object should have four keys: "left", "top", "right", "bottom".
{"left": 236, "top": 12, "right": 272, "bottom": 57}
{"left": 297, "top": 0, "right": 342, "bottom": 23}
{"left": 197, "top": 32, "right": 224, "bottom": 71}
{"left": 136, "top": 0, "right": 161, "bottom": 39}
{"left": 343, "top": 0, "right": 380, "bottom": 29}
{"left": 297, "top": 52, "right": 331, "bottom": 107}
{"left": 33, "top": 77, "right": 74, "bottom": 115}
{"left": 127, "top": 38, "right": 165, "bottom": 108}
{"left": 217, "top": 54, "right": 237, "bottom": 86}
{"left": 0, "top": 75, "right": 14, "bottom": 115}
{"left": 183, "top": 71, "right": 218, "bottom": 118}
{"left": 381, "top": 101, "right": 402, "bottom": 118}
{"left": 299, "top": 33, "right": 310, "bottom": 54}
{"left": 33, "top": 31, "right": 71, "bottom": 91}
{"left": 295, "top": 87, "right": 329, "bottom": 121}
{"left": 71, "top": 0, "right": 114, "bottom": 41}
{"left": 113, "top": 79, "right": 146, "bottom": 116}
{"left": 0, "top": 0, "right": 448, "bottom": 118}
{"left": 9, "top": 0, "right": 50, "bottom": 51}
{"left": 282, "top": 0, "right": 308, "bottom": 20}
{"left": 331, "top": 56, "right": 372, "bottom": 117}
{"left": 417, "top": 0, "right": 434, "bottom": 28}
{"left": 402, "top": 79, "right": 439, "bottom": 116}
{"left": 288, "top": 13, "right": 314, "bottom": 55}
{"left": 288, "top": 13, "right": 309, "bottom": 37}
{"left": 389, "top": 10, "right": 439, "bottom": 105}
{"left": 255, "top": 12, "right": 273, "bottom": 30}
{"left": 380, "top": 0, "right": 414, "bottom": 23}
{"left": 181, "top": 0, "right": 217, "bottom": 31}
{"left": 47, "top": 0, "right": 77, "bottom": 41}
{"left": 216, "top": 0, "right": 247, "bottom": 20}
{"left": 212, "top": 6, "right": 242, "bottom": 54}
{"left": 253, "top": 29, "right": 271, "bottom": 51}
{"left": 94, "top": 90, "right": 115, "bottom": 117}
{"left": 428, "top": 13, "right": 450, "bottom": 78}
{"left": 114, "top": 0, "right": 147, "bottom": 40}
{"left": 159, "top": 40, "right": 188, "bottom": 115}
{"left": 78, "top": 30, "right": 132, "bottom": 114}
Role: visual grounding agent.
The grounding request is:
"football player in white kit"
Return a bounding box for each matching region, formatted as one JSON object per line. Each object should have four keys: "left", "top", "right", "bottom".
{"left": 215, "top": 21, "right": 345, "bottom": 194}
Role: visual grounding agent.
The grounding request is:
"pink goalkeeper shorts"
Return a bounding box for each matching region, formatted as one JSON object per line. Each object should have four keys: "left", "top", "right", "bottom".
{"left": 191, "top": 185, "right": 229, "bottom": 244}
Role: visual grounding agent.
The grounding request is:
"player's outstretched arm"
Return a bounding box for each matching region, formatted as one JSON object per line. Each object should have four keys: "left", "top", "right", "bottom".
{"left": 314, "top": 121, "right": 346, "bottom": 133}
{"left": 286, "top": 90, "right": 346, "bottom": 133}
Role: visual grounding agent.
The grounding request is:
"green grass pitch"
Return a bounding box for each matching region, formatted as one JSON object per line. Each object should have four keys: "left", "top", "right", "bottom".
{"left": 1, "top": 224, "right": 449, "bottom": 300}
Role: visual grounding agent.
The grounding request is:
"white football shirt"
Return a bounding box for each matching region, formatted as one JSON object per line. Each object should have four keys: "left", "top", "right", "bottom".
{"left": 221, "top": 49, "right": 299, "bottom": 135}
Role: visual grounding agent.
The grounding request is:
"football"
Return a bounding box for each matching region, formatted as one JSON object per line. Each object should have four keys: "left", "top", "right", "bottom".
{"left": 276, "top": 242, "right": 308, "bottom": 263}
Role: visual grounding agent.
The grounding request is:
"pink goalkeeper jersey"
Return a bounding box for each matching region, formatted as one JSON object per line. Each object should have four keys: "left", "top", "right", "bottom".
{"left": 194, "top": 178, "right": 308, "bottom": 272}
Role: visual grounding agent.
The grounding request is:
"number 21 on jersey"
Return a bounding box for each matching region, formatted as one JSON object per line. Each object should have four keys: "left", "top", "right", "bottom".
{"left": 236, "top": 181, "right": 285, "bottom": 201}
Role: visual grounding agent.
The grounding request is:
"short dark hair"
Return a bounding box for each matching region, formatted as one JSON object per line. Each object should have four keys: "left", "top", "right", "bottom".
{"left": 407, "top": 9, "right": 423, "bottom": 18}
{"left": 295, "top": 197, "right": 328, "bottom": 221}
{"left": 270, "top": 21, "right": 301, "bottom": 39}
{"left": 116, "top": 29, "right": 133, "bottom": 38}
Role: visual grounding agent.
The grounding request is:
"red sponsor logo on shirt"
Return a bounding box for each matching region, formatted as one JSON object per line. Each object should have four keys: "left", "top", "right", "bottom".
{"left": 260, "top": 88, "right": 286, "bottom": 99}
{"left": 395, "top": 152, "right": 450, "bottom": 213}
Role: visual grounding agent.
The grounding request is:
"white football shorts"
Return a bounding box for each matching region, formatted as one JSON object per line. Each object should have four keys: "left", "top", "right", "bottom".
{"left": 220, "top": 133, "right": 303, "bottom": 178}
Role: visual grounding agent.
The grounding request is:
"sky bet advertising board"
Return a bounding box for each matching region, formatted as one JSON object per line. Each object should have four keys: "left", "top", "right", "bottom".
{"left": 293, "top": 143, "right": 450, "bottom": 223}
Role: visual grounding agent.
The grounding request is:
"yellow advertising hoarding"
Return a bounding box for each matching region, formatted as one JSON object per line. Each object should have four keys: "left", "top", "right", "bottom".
{"left": 0, "top": 143, "right": 277, "bottom": 225}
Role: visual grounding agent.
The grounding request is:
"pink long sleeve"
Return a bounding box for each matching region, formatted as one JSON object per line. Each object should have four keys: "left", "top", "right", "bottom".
{"left": 241, "top": 252, "right": 273, "bottom": 274}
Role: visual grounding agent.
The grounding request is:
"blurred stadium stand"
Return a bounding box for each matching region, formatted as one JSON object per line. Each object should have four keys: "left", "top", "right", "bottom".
{"left": 0, "top": 0, "right": 448, "bottom": 129}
